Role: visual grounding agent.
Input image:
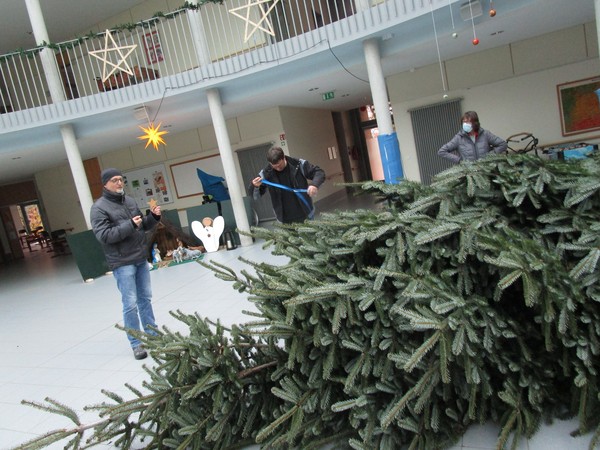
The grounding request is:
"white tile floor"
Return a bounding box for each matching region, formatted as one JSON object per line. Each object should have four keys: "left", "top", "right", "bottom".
{"left": 0, "top": 223, "right": 594, "bottom": 449}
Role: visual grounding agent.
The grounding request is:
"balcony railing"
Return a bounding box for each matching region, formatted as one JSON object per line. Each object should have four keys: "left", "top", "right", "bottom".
{"left": 0, "top": 0, "right": 434, "bottom": 117}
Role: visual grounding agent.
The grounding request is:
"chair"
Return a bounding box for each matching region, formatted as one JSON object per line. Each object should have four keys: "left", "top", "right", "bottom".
{"left": 37, "top": 230, "right": 51, "bottom": 248}
{"left": 18, "top": 229, "right": 28, "bottom": 248}
{"left": 48, "top": 229, "right": 70, "bottom": 256}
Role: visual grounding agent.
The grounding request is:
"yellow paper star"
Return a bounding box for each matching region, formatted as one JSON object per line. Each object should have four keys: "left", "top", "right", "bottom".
{"left": 89, "top": 29, "right": 138, "bottom": 82}
{"left": 229, "top": 0, "right": 281, "bottom": 42}
{"left": 148, "top": 198, "right": 158, "bottom": 210}
{"left": 138, "top": 122, "right": 168, "bottom": 151}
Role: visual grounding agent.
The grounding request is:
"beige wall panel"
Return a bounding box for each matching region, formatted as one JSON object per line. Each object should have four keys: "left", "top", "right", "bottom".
{"left": 512, "top": 26, "right": 587, "bottom": 75}
{"left": 445, "top": 46, "right": 513, "bottom": 90}
{"left": 237, "top": 107, "right": 283, "bottom": 141}
{"left": 279, "top": 107, "right": 343, "bottom": 200}
{"left": 100, "top": 148, "right": 135, "bottom": 172}
{"left": 163, "top": 128, "right": 202, "bottom": 160}
{"left": 198, "top": 118, "right": 241, "bottom": 150}
{"left": 130, "top": 141, "right": 167, "bottom": 167}
{"left": 387, "top": 64, "right": 447, "bottom": 102}
{"left": 585, "top": 22, "right": 599, "bottom": 58}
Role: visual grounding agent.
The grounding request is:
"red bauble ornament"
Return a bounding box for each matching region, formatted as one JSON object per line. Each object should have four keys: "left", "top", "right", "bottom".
{"left": 489, "top": 9, "right": 496, "bottom": 17}
{"left": 472, "top": 38, "right": 480, "bottom": 45}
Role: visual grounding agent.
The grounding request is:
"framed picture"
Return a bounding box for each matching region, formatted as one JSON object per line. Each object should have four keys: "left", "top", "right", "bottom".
{"left": 557, "top": 76, "right": 600, "bottom": 136}
{"left": 143, "top": 30, "right": 164, "bottom": 65}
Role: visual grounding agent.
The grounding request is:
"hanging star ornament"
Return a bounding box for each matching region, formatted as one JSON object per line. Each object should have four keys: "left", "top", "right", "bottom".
{"left": 229, "top": 0, "right": 281, "bottom": 42}
{"left": 89, "top": 30, "right": 138, "bottom": 82}
{"left": 138, "top": 122, "right": 168, "bottom": 151}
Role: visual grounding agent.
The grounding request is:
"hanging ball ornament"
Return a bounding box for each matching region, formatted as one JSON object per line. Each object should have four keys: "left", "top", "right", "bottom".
{"left": 472, "top": 37, "right": 480, "bottom": 45}
{"left": 489, "top": 8, "right": 496, "bottom": 17}
{"left": 452, "top": 32, "right": 458, "bottom": 38}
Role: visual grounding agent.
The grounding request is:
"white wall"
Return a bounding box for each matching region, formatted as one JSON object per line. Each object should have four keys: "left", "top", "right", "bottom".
{"left": 389, "top": 20, "right": 600, "bottom": 182}
{"left": 279, "top": 106, "right": 345, "bottom": 201}
{"left": 36, "top": 105, "right": 343, "bottom": 231}
{"left": 392, "top": 59, "right": 600, "bottom": 182}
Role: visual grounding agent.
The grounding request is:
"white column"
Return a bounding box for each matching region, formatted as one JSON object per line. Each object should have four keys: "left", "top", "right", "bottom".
{"left": 206, "top": 88, "right": 253, "bottom": 247}
{"left": 596, "top": 0, "right": 600, "bottom": 50}
{"left": 187, "top": 0, "right": 212, "bottom": 66}
{"left": 24, "top": 0, "right": 65, "bottom": 103}
{"left": 60, "top": 125, "right": 94, "bottom": 229}
{"left": 25, "top": 0, "right": 94, "bottom": 228}
{"left": 363, "top": 38, "right": 393, "bottom": 135}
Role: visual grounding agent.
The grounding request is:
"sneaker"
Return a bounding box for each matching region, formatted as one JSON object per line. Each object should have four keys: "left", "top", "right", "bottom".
{"left": 133, "top": 346, "right": 147, "bottom": 360}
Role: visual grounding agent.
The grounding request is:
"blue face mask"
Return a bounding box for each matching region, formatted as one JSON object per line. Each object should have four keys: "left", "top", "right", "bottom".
{"left": 462, "top": 122, "right": 473, "bottom": 133}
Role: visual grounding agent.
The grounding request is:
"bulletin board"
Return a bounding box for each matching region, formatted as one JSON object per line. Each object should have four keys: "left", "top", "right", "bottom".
{"left": 169, "top": 154, "right": 226, "bottom": 199}
{"left": 123, "top": 163, "right": 174, "bottom": 210}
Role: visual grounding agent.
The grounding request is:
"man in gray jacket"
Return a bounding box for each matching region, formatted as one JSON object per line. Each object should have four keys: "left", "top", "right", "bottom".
{"left": 438, "top": 111, "right": 507, "bottom": 163}
{"left": 90, "top": 168, "right": 161, "bottom": 360}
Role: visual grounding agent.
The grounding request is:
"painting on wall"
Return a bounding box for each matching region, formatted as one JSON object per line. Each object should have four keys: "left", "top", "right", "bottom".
{"left": 143, "top": 30, "right": 164, "bottom": 65}
{"left": 557, "top": 76, "right": 600, "bottom": 136}
{"left": 123, "top": 163, "right": 173, "bottom": 210}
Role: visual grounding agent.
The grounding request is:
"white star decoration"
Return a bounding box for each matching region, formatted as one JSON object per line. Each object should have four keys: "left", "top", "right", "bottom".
{"left": 89, "top": 30, "right": 138, "bottom": 82}
{"left": 229, "top": 0, "right": 281, "bottom": 42}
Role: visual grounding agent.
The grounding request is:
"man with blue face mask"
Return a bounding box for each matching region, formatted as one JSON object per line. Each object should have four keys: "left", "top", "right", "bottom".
{"left": 438, "top": 111, "right": 507, "bottom": 163}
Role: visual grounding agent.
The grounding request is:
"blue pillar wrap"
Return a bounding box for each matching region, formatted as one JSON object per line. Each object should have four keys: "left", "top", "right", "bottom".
{"left": 377, "top": 132, "right": 404, "bottom": 184}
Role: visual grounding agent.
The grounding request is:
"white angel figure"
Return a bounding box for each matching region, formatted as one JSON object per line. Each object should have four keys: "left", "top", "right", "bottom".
{"left": 191, "top": 216, "right": 224, "bottom": 253}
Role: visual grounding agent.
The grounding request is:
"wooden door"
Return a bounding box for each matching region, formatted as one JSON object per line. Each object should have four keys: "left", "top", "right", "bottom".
{"left": 84, "top": 158, "right": 103, "bottom": 200}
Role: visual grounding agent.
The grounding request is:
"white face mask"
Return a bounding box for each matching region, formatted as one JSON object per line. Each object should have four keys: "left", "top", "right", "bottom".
{"left": 462, "top": 122, "right": 473, "bottom": 133}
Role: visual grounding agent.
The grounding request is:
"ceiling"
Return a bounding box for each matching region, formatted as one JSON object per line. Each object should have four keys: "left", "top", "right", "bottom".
{"left": 0, "top": 0, "right": 595, "bottom": 185}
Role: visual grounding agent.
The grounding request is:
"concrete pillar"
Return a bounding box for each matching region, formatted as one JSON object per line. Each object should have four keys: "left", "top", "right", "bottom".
{"left": 60, "top": 125, "right": 94, "bottom": 228}
{"left": 596, "top": 0, "right": 600, "bottom": 50}
{"left": 363, "top": 38, "right": 403, "bottom": 183}
{"left": 206, "top": 88, "right": 253, "bottom": 246}
{"left": 24, "top": 0, "right": 65, "bottom": 103}
{"left": 187, "top": 0, "right": 212, "bottom": 66}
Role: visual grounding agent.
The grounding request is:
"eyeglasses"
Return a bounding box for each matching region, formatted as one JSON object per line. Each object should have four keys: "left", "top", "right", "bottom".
{"left": 109, "top": 177, "right": 124, "bottom": 184}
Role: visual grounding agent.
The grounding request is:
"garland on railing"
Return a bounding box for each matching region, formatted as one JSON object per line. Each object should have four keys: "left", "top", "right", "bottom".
{"left": 0, "top": 0, "right": 224, "bottom": 63}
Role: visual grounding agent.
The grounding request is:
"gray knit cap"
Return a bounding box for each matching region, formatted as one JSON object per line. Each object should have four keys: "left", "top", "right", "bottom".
{"left": 101, "top": 168, "right": 122, "bottom": 185}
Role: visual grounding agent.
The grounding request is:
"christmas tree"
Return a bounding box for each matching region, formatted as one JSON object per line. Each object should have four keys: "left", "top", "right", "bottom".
{"left": 15, "top": 153, "right": 600, "bottom": 449}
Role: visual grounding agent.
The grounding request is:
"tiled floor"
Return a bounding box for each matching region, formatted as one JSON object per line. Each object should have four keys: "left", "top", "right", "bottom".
{"left": 0, "top": 195, "right": 594, "bottom": 449}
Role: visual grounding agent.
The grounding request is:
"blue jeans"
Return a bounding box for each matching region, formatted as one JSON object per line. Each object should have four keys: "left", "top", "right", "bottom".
{"left": 113, "top": 261, "right": 157, "bottom": 349}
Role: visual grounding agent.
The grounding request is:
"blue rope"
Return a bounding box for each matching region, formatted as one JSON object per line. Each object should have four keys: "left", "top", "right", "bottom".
{"left": 260, "top": 179, "right": 315, "bottom": 219}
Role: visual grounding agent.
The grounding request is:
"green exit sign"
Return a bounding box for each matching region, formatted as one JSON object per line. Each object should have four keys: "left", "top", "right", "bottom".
{"left": 322, "top": 91, "right": 335, "bottom": 101}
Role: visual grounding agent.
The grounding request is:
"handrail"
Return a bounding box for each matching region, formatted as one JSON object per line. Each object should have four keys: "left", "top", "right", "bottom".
{"left": 0, "top": 0, "right": 439, "bottom": 120}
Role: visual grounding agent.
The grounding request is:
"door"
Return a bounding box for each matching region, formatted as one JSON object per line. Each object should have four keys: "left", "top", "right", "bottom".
{"left": 237, "top": 143, "right": 276, "bottom": 223}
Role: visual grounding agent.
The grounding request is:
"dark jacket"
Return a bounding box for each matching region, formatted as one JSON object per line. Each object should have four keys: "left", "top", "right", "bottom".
{"left": 251, "top": 156, "right": 325, "bottom": 223}
{"left": 90, "top": 189, "right": 160, "bottom": 270}
{"left": 438, "top": 128, "right": 507, "bottom": 163}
